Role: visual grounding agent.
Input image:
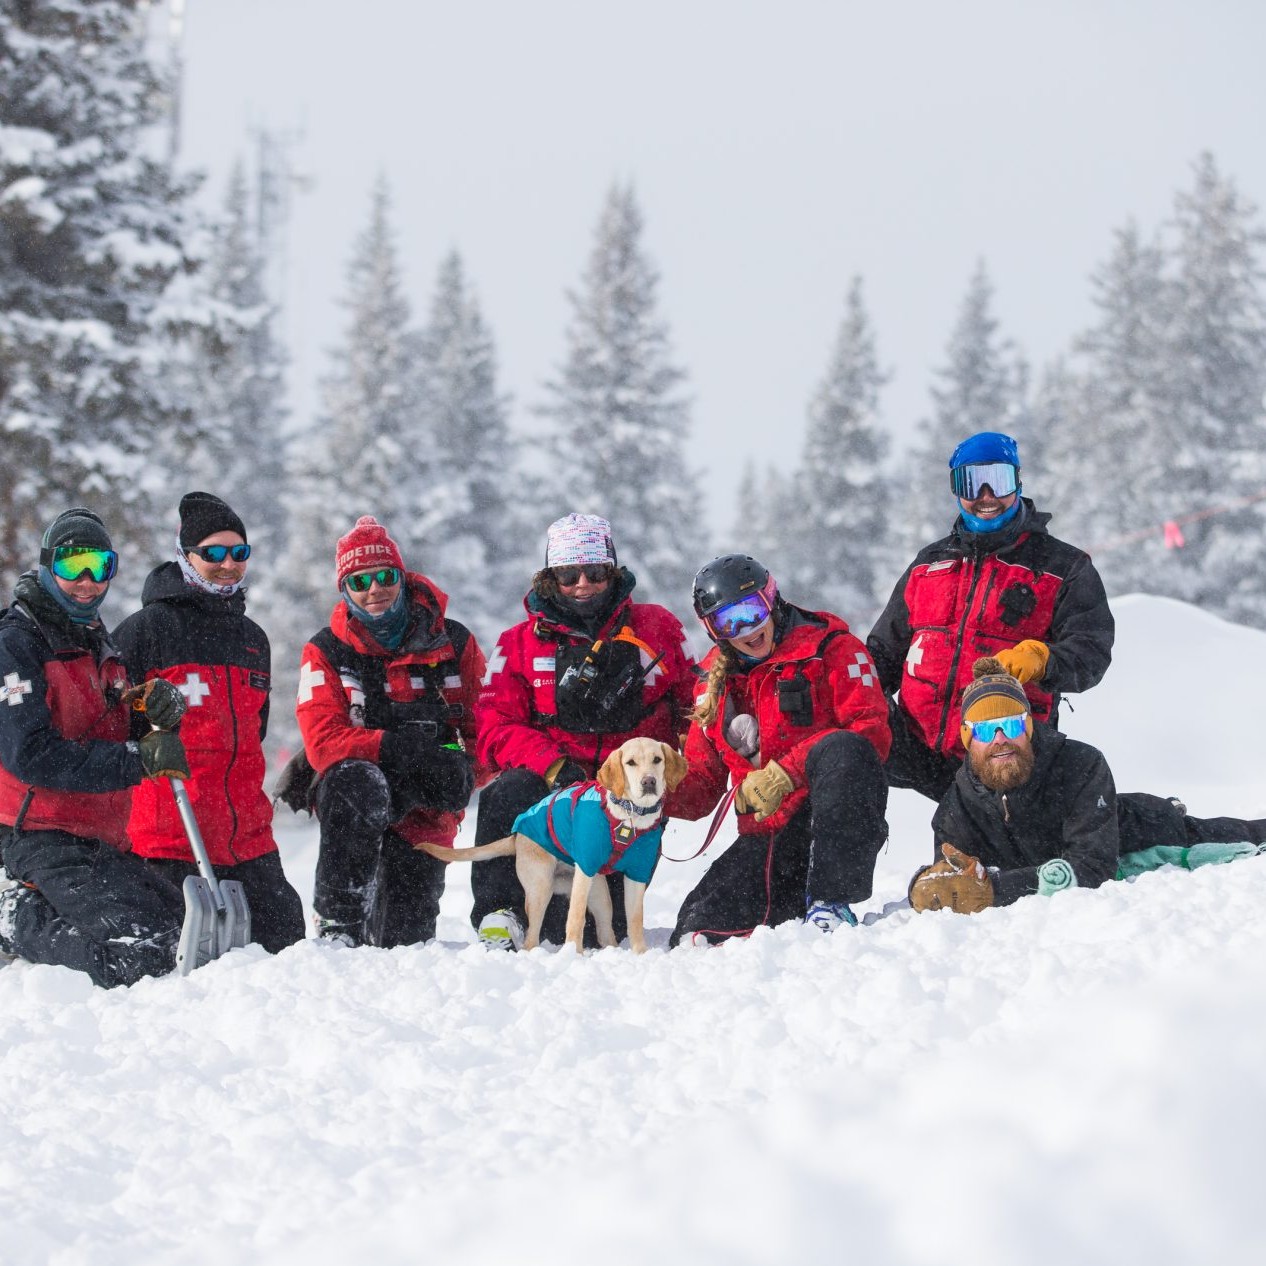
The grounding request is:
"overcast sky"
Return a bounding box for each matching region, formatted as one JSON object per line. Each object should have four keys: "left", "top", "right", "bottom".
{"left": 173, "top": 0, "right": 1266, "bottom": 523}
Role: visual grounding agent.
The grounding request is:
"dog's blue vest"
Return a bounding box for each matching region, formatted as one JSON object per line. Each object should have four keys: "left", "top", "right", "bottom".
{"left": 512, "top": 786, "right": 664, "bottom": 884}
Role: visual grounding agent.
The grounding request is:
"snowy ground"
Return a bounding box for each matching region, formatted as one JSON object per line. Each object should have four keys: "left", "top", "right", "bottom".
{"left": 3, "top": 594, "right": 1265, "bottom": 1265}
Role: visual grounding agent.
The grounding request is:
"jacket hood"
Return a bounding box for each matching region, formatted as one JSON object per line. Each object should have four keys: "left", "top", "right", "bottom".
{"left": 329, "top": 569, "right": 451, "bottom": 658}
{"left": 140, "top": 560, "right": 247, "bottom": 617}
{"left": 525, "top": 567, "right": 637, "bottom": 637}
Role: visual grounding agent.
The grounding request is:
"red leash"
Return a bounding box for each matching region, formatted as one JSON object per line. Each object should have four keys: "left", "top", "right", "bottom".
{"left": 661, "top": 784, "right": 738, "bottom": 863}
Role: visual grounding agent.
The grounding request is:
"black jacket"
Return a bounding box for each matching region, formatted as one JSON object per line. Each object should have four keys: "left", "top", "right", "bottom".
{"left": 931, "top": 725, "right": 1119, "bottom": 905}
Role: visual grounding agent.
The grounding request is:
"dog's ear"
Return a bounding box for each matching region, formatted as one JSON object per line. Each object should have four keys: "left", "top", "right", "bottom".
{"left": 661, "top": 743, "right": 688, "bottom": 792}
{"left": 597, "top": 748, "right": 627, "bottom": 798}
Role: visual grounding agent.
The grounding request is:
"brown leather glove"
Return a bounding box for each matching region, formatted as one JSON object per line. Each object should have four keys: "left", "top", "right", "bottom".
{"left": 734, "top": 759, "right": 794, "bottom": 823}
{"left": 994, "top": 639, "right": 1049, "bottom": 684}
{"left": 908, "top": 843, "right": 994, "bottom": 914}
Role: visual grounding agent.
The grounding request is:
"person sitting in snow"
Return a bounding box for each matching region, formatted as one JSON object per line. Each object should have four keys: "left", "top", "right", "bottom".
{"left": 667, "top": 554, "right": 891, "bottom": 944}
{"left": 293, "top": 516, "right": 487, "bottom": 947}
{"left": 908, "top": 657, "right": 1266, "bottom": 914}
{"left": 867, "top": 431, "right": 1115, "bottom": 803}
{"left": 0, "top": 508, "right": 196, "bottom": 987}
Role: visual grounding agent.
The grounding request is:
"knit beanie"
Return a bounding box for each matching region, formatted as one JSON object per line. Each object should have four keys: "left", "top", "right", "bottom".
{"left": 545, "top": 513, "right": 615, "bottom": 568}
{"left": 179, "top": 492, "right": 247, "bottom": 548}
{"left": 41, "top": 507, "right": 112, "bottom": 552}
{"left": 959, "top": 656, "right": 1032, "bottom": 747}
{"left": 335, "top": 516, "right": 405, "bottom": 588}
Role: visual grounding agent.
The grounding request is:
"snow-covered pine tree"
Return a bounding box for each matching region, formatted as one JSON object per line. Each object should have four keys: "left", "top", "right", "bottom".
{"left": 0, "top": 0, "right": 202, "bottom": 593}
{"left": 1159, "top": 153, "right": 1266, "bottom": 625}
{"left": 903, "top": 261, "right": 1030, "bottom": 555}
{"left": 171, "top": 160, "right": 289, "bottom": 575}
{"left": 780, "top": 277, "right": 893, "bottom": 626}
{"left": 406, "top": 249, "right": 524, "bottom": 647}
{"left": 538, "top": 183, "right": 706, "bottom": 620}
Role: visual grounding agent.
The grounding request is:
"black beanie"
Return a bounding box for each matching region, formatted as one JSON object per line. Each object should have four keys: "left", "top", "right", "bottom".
{"left": 179, "top": 492, "right": 247, "bottom": 548}
{"left": 41, "top": 507, "right": 112, "bottom": 552}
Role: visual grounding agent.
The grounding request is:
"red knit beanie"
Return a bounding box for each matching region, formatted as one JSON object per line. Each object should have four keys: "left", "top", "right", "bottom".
{"left": 335, "top": 516, "right": 405, "bottom": 588}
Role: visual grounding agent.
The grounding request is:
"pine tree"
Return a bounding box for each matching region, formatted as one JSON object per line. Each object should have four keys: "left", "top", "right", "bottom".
{"left": 539, "top": 183, "right": 706, "bottom": 618}
{"left": 903, "top": 261, "right": 1030, "bottom": 553}
{"left": 0, "top": 0, "right": 205, "bottom": 593}
{"left": 780, "top": 277, "right": 892, "bottom": 625}
{"left": 408, "top": 249, "right": 524, "bottom": 645}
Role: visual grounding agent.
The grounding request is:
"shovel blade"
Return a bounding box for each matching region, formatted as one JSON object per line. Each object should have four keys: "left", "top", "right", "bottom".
{"left": 217, "top": 879, "right": 252, "bottom": 954}
{"left": 176, "top": 877, "right": 253, "bottom": 975}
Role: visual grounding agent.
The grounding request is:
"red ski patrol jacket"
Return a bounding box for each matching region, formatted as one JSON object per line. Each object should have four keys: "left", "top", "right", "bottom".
{"left": 0, "top": 576, "right": 143, "bottom": 850}
{"left": 867, "top": 501, "right": 1114, "bottom": 759}
{"left": 475, "top": 575, "right": 697, "bottom": 780}
{"left": 297, "top": 572, "right": 487, "bottom": 849}
{"left": 671, "top": 608, "right": 891, "bottom": 836}
{"left": 114, "top": 561, "right": 276, "bottom": 868}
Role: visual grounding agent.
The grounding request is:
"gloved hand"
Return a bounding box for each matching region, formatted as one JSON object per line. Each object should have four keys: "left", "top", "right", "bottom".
{"left": 908, "top": 842, "right": 994, "bottom": 914}
{"left": 725, "top": 713, "right": 761, "bottom": 761}
{"left": 415, "top": 746, "right": 477, "bottom": 812}
{"left": 137, "top": 730, "right": 191, "bottom": 780}
{"left": 123, "top": 678, "right": 187, "bottom": 731}
{"left": 994, "top": 639, "right": 1049, "bottom": 684}
{"left": 546, "top": 756, "right": 588, "bottom": 789}
{"left": 378, "top": 728, "right": 430, "bottom": 783}
{"left": 734, "top": 759, "right": 794, "bottom": 822}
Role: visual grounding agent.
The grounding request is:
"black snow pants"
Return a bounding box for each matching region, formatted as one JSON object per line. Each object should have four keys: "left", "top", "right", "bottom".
{"left": 1117, "top": 793, "right": 1266, "bottom": 851}
{"left": 670, "top": 730, "right": 889, "bottom": 947}
{"left": 312, "top": 759, "right": 446, "bottom": 947}
{"left": 146, "top": 851, "right": 305, "bottom": 954}
{"left": 881, "top": 697, "right": 960, "bottom": 803}
{"left": 1, "top": 828, "right": 185, "bottom": 988}
{"left": 470, "top": 767, "right": 629, "bottom": 946}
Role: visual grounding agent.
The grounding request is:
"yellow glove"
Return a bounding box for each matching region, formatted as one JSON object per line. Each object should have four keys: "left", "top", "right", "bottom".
{"left": 734, "top": 759, "right": 794, "bottom": 823}
{"left": 994, "top": 639, "right": 1049, "bottom": 684}
{"left": 908, "top": 843, "right": 994, "bottom": 914}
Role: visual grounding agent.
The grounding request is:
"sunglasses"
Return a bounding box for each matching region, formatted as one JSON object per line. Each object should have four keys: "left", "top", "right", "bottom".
{"left": 706, "top": 592, "right": 772, "bottom": 641}
{"left": 950, "top": 462, "right": 1018, "bottom": 500}
{"left": 346, "top": 567, "right": 401, "bottom": 592}
{"left": 187, "top": 543, "right": 251, "bottom": 563}
{"left": 42, "top": 546, "right": 118, "bottom": 583}
{"left": 968, "top": 713, "right": 1029, "bottom": 743}
{"left": 553, "top": 564, "right": 613, "bottom": 586}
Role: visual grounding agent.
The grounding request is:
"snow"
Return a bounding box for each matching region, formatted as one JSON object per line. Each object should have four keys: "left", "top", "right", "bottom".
{"left": 3, "top": 592, "right": 1266, "bottom": 1265}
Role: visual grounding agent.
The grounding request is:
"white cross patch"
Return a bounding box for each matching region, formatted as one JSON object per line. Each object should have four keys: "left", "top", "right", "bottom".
{"left": 1, "top": 672, "right": 32, "bottom": 706}
{"left": 847, "top": 651, "right": 876, "bottom": 688}
{"left": 905, "top": 635, "right": 925, "bottom": 677}
{"left": 640, "top": 648, "right": 664, "bottom": 687}
{"left": 179, "top": 672, "right": 212, "bottom": 707}
{"left": 481, "top": 645, "right": 507, "bottom": 687}
{"left": 297, "top": 661, "right": 326, "bottom": 704}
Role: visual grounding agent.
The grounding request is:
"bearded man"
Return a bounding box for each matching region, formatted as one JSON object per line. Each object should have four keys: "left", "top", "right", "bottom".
{"left": 907, "top": 658, "right": 1266, "bottom": 914}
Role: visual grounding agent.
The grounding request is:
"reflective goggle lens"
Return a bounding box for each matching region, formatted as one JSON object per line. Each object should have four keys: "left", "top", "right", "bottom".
{"left": 189, "top": 543, "right": 251, "bottom": 563}
{"left": 46, "top": 546, "right": 118, "bottom": 583}
{"left": 554, "top": 564, "right": 613, "bottom": 586}
{"left": 950, "top": 462, "right": 1018, "bottom": 500}
{"left": 968, "top": 713, "right": 1029, "bottom": 743}
{"left": 346, "top": 567, "right": 401, "bottom": 592}
{"left": 706, "top": 593, "right": 772, "bottom": 641}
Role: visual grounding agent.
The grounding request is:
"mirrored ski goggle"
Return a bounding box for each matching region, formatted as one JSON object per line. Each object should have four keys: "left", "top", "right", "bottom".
{"left": 553, "top": 564, "right": 613, "bottom": 586}
{"left": 41, "top": 546, "right": 118, "bottom": 583}
{"left": 187, "top": 543, "right": 251, "bottom": 563}
{"left": 967, "top": 713, "right": 1029, "bottom": 743}
{"left": 706, "top": 592, "right": 772, "bottom": 641}
{"left": 345, "top": 567, "right": 401, "bottom": 592}
{"left": 950, "top": 462, "right": 1018, "bottom": 500}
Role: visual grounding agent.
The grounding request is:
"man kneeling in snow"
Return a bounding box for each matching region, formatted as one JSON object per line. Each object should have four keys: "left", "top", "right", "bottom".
{"left": 908, "top": 657, "right": 1266, "bottom": 914}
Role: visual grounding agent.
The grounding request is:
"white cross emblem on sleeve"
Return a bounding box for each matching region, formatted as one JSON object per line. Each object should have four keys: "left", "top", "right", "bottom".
{"left": 481, "top": 645, "right": 507, "bottom": 687}
{"left": 179, "top": 672, "right": 212, "bottom": 707}
{"left": 905, "top": 634, "right": 925, "bottom": 677}
{"left": 1, "top": 672, "right": 32, "bottom": 706}
{"left": 847, "top": 651, "right": 876, "bottom": 688}
{"left": 297, "top": 661, "right": 326, "bottom": 704}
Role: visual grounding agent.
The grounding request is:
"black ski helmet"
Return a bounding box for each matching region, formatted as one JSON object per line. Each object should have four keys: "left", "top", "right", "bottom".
{"left": 692, "top": 554, "right": 779, "bottom": 641}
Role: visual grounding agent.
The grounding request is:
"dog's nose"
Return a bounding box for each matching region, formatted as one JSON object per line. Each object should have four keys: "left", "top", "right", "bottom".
{"left": 640, "top": 775, "right": 659, "bottom": 795}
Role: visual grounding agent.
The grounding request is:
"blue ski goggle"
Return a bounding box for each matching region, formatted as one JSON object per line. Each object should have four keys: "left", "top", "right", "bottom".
{"left": 967, "top": 713, "right": 1029, "bottom": 743}
{"left": 705, "top": 592, "right": 772, "bottom": 641}
{"left": 951, "top": 462, "right": 1018, "bottom": 500}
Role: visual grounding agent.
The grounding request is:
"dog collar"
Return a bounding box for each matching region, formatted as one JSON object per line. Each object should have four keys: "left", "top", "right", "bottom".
{"left": 604, "top": 794, "right": 664, "bottom": 847}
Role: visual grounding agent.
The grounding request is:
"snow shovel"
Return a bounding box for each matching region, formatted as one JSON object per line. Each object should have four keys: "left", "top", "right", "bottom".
{"left": 171, "top": 777, "right": 252, "bottom": 974}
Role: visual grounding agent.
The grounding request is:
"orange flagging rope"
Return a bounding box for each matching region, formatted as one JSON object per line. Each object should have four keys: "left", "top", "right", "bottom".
{"left": 1088, "top": 486, "right": 1266, "bottom": 554}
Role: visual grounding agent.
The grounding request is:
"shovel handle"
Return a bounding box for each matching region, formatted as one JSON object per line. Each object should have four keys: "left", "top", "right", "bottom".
{"left": 168, "top": 776, "right": 225, "bottom": 915}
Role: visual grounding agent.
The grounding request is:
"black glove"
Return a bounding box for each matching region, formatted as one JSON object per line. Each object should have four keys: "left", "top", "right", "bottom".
{"left": 137, "top": 730, "right": 191, "bottom": 780}
{"left": 124, "top": 678, "right": 187, "bottom": 731}
{"left": 415, "top": 746, "right": 476, "bottom": 813}
{"left": 378, "top": 728, "right": 430, "bottom": 784}
{"left": 548, "top": 758, "right": 589, "bottom": 789}
{"left": 379, "top": 732, "right": 475, "bottom": 813}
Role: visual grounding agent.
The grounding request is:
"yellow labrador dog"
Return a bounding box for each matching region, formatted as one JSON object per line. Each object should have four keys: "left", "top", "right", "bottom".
{"left": 417, "top": 736, "right": 686, "bottom": 953}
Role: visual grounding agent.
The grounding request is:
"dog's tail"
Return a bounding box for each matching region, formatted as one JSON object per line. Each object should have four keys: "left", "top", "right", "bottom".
{"left": 414, "top": 835, "right": 517, "bottom": 865}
